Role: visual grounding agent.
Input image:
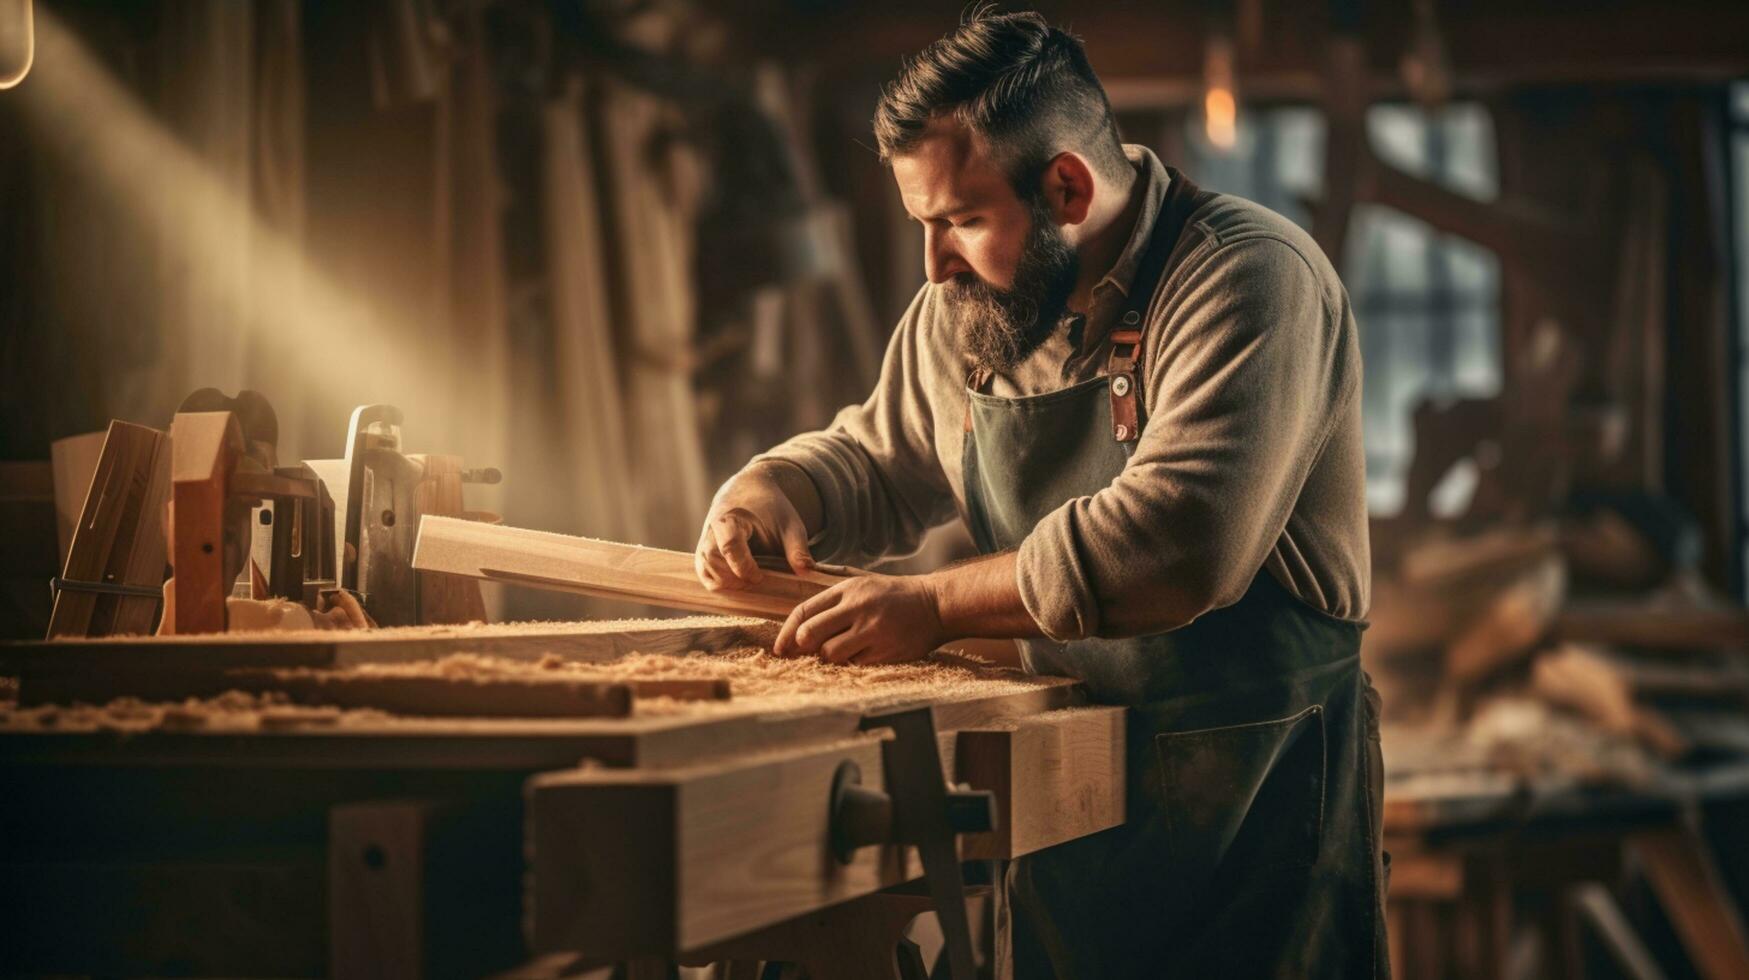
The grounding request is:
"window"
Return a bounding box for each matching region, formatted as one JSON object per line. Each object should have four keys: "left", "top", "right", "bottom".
{"left": 1163, "top": 101, "right": 1503, "bottom": 515}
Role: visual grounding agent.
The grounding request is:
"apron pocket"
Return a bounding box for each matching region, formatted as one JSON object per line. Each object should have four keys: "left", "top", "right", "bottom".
{"left": 1154, "top": 704, "right": 1327, "bottom": 883}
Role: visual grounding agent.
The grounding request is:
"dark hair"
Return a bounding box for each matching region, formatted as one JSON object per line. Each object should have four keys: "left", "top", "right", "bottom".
{"left": 873, "top": 8, "right": 1129, "bottom": 195}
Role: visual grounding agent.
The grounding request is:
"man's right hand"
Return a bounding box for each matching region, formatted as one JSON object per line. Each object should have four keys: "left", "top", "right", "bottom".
{"left": 695, "top": 467, "right": 817, "bottom": 591}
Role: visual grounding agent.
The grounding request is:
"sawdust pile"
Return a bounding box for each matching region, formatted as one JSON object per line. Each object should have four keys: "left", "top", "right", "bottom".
{"left": 0, "top": 648, "right": 1052, "bottom": 730}
{"left": 349, "top": 647, "right": 1050, "bottom": 717}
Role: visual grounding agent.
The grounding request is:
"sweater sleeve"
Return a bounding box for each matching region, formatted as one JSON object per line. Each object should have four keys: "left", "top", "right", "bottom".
{"left": 1015, "top": 236, "right": 1358, "bottom": 641}
{"left": 748, "top": 287, "right": 959, "bottom": 566}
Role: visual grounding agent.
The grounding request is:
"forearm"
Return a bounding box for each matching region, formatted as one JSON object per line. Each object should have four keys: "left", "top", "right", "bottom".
{"left": 922, "top": 551, "right": 1044, "bottom": 640}
{"left": 746, "top": 459, "right": 824, "bottom": 536}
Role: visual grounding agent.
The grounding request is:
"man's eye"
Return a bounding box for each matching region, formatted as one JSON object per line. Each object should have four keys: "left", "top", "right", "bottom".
{"left": 955, "top": 217, "right": 981, "bottom": 229}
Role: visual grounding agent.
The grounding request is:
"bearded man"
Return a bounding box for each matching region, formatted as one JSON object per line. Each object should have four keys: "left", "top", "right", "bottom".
{"left": 695, "top": 9, "right": 1387, "bottom": 978}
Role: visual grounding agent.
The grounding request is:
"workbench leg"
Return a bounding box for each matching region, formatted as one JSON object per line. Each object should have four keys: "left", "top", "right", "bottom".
{"left": 330, "top": 799, "right": 523, "bottom": 980}
{"left": 1633, "top": 827, "right": 1749, "bottom": 980}
{"left": 331, "top": 802, "right": 434, "bottom": 980}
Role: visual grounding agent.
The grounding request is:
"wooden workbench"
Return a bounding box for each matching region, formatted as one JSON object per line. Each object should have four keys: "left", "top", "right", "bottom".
{"left": 0, "top": 617, "right": 1127, "bottom": 978}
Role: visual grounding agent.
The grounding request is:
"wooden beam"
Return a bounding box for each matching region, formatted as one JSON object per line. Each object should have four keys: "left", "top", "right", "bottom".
{"left": 412, "top": 516, "right": 851, "bottom": 620}
{"left": 952, "top": 706, "right": 1126, "bottom": 860}
{"left": 3, "top": 616, "right": 779, "bottom": 677}
{"left": 529, "top": 705, "right": 1120, "bottom": 959}
{"left": 168, "top": 412, "right": 245, "bottom": 635}
{"left": 15, "top": 666, "right": 730, "bottom": 711}
{"left": 19, "top": 669, "right": 637, "bottom": 719}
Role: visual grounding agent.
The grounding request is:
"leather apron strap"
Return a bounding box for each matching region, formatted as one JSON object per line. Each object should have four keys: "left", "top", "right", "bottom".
{"left": 1104, "top": 168, "right": 1216, "bottom": 443}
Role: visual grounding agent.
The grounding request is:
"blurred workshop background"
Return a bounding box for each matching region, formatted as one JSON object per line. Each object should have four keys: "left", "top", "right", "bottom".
{"left": 4, "top": 2, "right": 1749, "bottom": 976}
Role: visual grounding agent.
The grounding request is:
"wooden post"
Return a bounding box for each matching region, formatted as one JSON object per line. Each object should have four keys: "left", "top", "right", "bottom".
{"left": 169, "top": 412, "right": 244, "bottom": 635}
{"left": 47, "top": 421, "right": 172, "bottom": 638}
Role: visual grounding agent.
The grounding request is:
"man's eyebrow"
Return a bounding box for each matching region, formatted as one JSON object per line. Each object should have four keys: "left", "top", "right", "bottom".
{"left": 907, "top": 204, "right": 972, "bottom": 223}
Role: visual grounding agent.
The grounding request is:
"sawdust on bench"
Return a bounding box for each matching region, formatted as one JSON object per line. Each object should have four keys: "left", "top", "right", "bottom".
{"left": 0, "top": 647, "right": 1054, "bottom": 731}
{"left": 0, "top": 688, "right": 391, "bottom": 733}
{"left": 344, "top": 647, "right": 1049, "bottom": 717}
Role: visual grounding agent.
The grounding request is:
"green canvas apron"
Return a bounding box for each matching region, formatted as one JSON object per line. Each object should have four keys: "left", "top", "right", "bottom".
{"left": 962, "top": 171, "right": 1389, "bottom": 978}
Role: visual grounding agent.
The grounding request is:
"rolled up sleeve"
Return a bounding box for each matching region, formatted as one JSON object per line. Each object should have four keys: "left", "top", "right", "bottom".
{"left": 1016, "top": 237, "right": 1357, "bottom": 641}
{"left": 750, "top": 288, "right": 958, "bottom": 567}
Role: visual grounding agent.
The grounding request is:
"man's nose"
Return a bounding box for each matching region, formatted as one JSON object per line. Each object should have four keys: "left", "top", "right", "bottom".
{"left": 924, "top": 227, "right": 969, "bottom": 285}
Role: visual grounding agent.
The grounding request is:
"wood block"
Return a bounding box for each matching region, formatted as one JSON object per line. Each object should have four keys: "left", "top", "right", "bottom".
{"left": 529, "top": 736, "right": 909, "bottom": 958}
{"left": 169, "top": 412, "right": 245, "bottom": 635}
{"left": 529, "top": 703, "right": 1116, "bottom": 959}
{"left": 412, "top": 516, "right": 850, "bottom": 620}
{"left": 47, "top": 421, "right": 172, "bottom": 638}
{"left": 952, "top": 706, "right": 1126, "bottom": 860}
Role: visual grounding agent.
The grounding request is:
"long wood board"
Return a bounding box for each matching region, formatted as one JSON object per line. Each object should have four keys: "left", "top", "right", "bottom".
{"left": 1, "top": 616, "right": 777, "bottom": 677}
{"left": 411, "top": 516, "right": 845, "bottom": 620}
{"left": 1, "top": 679, "right": 1080, "bottom": 775}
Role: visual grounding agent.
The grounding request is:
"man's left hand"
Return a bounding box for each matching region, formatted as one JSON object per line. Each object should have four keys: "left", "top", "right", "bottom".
{"left": 774, "top": 572, "right": 945, "bottom": 665}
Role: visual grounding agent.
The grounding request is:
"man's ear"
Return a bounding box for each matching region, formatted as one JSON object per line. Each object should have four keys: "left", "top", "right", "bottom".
{"left": 1039, "top": 151, "right": 1096, "bottom": 226}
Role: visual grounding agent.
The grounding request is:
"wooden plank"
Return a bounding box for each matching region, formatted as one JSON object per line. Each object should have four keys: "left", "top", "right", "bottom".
{"left": 168, "top": 412, "right": 244, "bottom": 635}
{"left": 47, "top": 421, "right": 172, "bottom": 638}
{"left": 412, "top": 516, "right": 849, "bottom": 620}
{"left": 2, "top": 616, "right": 777, "bottom": 678}
{"left": 2, "top": 670, "right": 1079, "bottom": 778}
{"left": 952, "top": 707, "right": 1126, "bottom": 860}
{"left": 20, "top": 669, "right": 635, "bottom": 719}
{"left": 531, "top": 700, "right": 1114, "bottom": 958}
{"left": 529, "top": 735, "right": 905, "bottom": 957}
{"left": 49, "top": 430, "right": 107, "bottom": 568}
{"left": 17, "top": 666, "right": 727, "bottom": 710}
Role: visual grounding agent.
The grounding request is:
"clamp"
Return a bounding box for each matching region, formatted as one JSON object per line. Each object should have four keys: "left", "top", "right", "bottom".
{"left": 829, "top": 705, "right": 997, "bottom": 980}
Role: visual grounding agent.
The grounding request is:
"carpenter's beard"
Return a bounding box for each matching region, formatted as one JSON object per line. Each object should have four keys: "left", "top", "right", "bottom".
{"left": 945, "top": 198, "right": 1079, "bottom": 374}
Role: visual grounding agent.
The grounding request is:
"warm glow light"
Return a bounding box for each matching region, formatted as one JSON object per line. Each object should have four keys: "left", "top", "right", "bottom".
{"left": 12, "top": 7, "right": 505, "bottom": 466}
{"left": 1204, "top": 87, "right": 1237, "bottom": 150}
{"left": 0, "top": 0, "right": 34, "bottom": 90}
{"left": 1201, "top": 33, "right": 1239, "bottom": 153}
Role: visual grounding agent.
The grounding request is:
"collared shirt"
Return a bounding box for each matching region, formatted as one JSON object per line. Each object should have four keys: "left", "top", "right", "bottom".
{"left": 751, "top": 145, "right": 1370, "bottom": 641}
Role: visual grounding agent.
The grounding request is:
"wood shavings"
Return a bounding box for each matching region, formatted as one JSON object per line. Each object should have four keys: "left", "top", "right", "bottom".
{"left": 0, "top": 689, "right": 391, "bottom": 733}
{"left": 304, "top": 646, "right": 1051, "bottom": 718}
{"left": 0, "top": 647, "right": 1055, "bottom": 728}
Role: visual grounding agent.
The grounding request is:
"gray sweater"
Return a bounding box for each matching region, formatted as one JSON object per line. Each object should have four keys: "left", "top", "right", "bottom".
{"left": 751, "top": 145, "right": 1370, "bottom": 643}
